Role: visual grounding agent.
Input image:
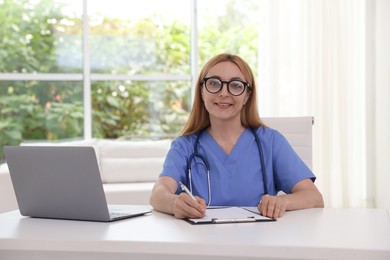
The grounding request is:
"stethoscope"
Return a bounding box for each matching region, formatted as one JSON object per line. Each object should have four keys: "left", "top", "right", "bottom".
{"left": 186, "top": 128, "right": 268, "bottom": 206}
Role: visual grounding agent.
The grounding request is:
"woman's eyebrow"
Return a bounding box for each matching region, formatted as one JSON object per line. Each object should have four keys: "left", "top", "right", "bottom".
{"left": 205, "top": 75, "right": 221, "bottom": 79}
{"left": 206, "top": 75, "right": 245, "bottom": 81}
{"left": 230, "top": 76, "right": 245, "bottom": 81}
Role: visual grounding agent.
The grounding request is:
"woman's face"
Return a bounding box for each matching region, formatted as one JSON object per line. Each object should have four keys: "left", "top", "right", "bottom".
{"left": 202, "top": 61, "right": 250, "bottom": 124}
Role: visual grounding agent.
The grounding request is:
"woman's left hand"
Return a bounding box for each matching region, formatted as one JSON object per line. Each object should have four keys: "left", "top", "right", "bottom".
{"left": 257, "top": 179, "right": 324, "bottom": 219}
{"left": 257, "top": 194, "right": 289, "bottom": 219}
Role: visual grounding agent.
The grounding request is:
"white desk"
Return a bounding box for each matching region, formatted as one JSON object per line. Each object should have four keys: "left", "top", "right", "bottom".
{"left": 0, "top": 208, "right": 389, "bottom": 260}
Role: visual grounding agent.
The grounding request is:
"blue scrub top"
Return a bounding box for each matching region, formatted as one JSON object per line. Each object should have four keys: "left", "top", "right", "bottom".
{"left": 160, "top": 127, "right": 316, "bottom": 207}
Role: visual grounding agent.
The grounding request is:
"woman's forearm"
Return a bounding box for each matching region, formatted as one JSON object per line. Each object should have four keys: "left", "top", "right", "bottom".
{"left": 285, "top": 189, "right": 324, "bottom": 211}
{"left": 149, "top": 177, "right": 178, "bottom": 215}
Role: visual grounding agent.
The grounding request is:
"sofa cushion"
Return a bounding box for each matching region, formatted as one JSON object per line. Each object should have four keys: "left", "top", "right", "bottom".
{"left": 98, "top": 139, "right": 171, "bottom": 183}
{"left": 20, "top": 139, "right": 98, "bottom": 147}
{"left": 0, "top": 163, "right": 9, "bottom": 174}
{"left": 20, "top": 139, "right": 100, "bottom": 164}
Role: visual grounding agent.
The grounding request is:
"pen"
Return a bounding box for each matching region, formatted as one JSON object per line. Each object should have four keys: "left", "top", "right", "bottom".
{"left": 179, "top": 182, "right": 196, "bottom": 201}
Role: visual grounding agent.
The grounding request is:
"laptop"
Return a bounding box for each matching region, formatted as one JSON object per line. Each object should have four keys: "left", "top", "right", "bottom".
{"left": 4, "top": 146, "right": 152, "bottom": 222}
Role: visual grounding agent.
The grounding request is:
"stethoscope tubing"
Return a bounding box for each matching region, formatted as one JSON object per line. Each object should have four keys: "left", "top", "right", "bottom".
{"left": 186, "top": 127, "right": 268, "bottom": 206}
{"left": 250, "top": 128, "right": 268, "bottom": 195}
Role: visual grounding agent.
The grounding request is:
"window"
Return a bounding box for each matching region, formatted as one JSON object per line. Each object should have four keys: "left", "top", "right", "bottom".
{"left": 0, "top": 0, "right": 261, "bottom": 162}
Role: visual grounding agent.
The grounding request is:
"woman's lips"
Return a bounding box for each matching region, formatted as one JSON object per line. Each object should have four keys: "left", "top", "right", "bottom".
{"left": 215, "top": 102, "right": 232, "bottom": 108}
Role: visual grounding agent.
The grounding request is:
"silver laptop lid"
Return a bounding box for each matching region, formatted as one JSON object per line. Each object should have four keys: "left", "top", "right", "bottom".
{"left": 4, "top": 146, "right": 112, "bottom": 221}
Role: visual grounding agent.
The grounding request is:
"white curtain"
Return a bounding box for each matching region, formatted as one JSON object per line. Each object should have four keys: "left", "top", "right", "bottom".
{"left": 367, "top": 0, "right": 390, "bottom": 209}
{"left": 257, "top": 0, "right": 390, "bottom": 208}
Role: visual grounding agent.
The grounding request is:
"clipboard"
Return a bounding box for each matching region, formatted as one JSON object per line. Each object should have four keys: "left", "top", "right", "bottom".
{"left": 185, "top": 207, "right": 276, "bottom": 224}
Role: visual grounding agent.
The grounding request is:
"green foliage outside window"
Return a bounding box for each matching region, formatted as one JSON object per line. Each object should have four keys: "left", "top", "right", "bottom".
{"left": 0, "top": 0, "right": 258, "bottom": 162}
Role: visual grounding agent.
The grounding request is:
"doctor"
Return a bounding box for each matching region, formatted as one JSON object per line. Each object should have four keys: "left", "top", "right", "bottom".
{"left": 150, "top": 53, "right": 324, "bottom": 219}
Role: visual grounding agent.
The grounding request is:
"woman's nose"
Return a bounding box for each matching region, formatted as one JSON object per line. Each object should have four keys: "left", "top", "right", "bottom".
{"left": 219, "top": 82, "right": 230, "bottom": 96}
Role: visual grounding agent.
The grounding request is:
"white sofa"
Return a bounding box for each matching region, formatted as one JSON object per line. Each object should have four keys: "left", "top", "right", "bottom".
{"left": 0, "top": 116, "right": 314, "bottom": 214}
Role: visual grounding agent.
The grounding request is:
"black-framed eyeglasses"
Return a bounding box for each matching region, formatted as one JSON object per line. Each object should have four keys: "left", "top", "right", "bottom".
{"left": 203, "top": 77, "right": 251, "bottom": 96}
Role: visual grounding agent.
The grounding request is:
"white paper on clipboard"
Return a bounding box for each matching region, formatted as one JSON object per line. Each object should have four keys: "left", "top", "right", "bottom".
{"left": 187, "top": 207, "right": 275, "bottom": 224}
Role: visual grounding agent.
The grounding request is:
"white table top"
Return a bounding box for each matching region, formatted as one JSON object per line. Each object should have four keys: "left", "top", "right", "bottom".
{"left": 0, "top": 208, "right": 389, "bottom": 260}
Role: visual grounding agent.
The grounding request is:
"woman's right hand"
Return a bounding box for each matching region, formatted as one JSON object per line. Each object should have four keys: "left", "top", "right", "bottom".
{"left": 172, "top": 193, "right": 207, "bottom": 219}
{"left": 150, "top": 176, "right": 206, "bottom": 219}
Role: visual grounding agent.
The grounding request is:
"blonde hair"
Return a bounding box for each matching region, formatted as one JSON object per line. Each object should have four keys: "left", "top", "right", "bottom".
{"left": 180, "top": 53, "right": 264, "bottom": 136}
